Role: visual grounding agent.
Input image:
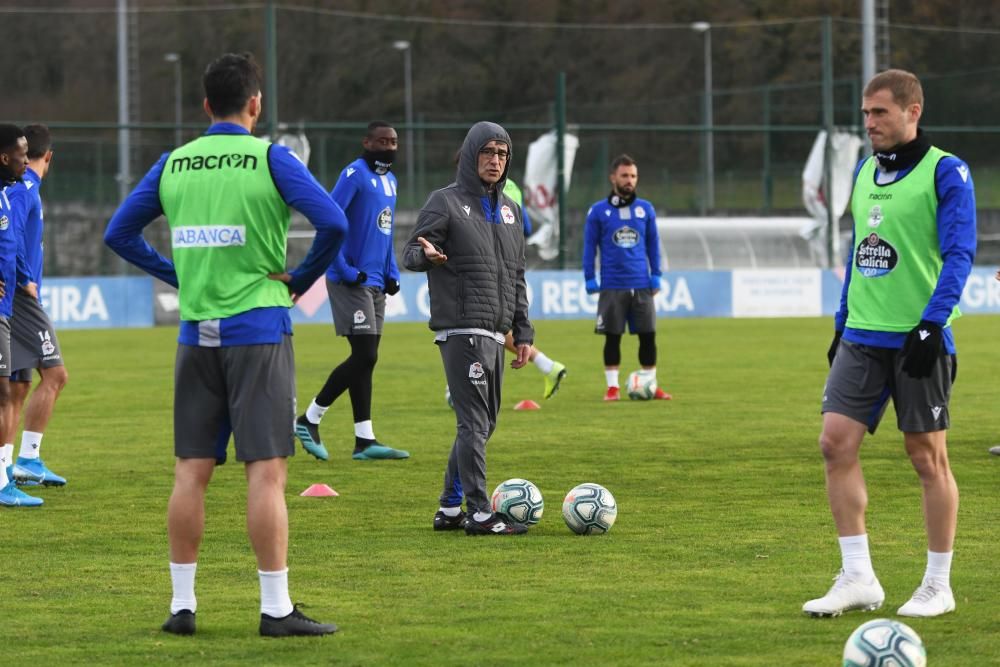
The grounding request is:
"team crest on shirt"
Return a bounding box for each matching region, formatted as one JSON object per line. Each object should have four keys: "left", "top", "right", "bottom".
{"left": 612, "top": 226, "right": 639, "bottom": 248}
{"left": 377, "top": 207, "right": 393, "bottom": 235}
{"left": 855, "top": 232, "right": 898, "bottom": 278}
{"left": 0, "top": 215, "right": 7, "bottom": 230}
{"left": 867, "top": 205, "right": 883, "bottom": 228}
{"left": 500, "top": 205, "right": 516, "bottom": 225}
{"left": 635, "top": 207, "right": 646, "bottom": 219}
{"left": 354, "top": 310, "right": 366, "bottom": 324}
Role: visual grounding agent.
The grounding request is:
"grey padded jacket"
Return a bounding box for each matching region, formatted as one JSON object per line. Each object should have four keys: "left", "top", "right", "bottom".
{"left": 402, "top": 121, "right": 533, "bottom": 346}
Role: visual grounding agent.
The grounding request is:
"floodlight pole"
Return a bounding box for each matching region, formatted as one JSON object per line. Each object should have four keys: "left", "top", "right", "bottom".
{"left": 692, "top": 22, "right": 714, "bottom": 214}
{"left": 393, "top": 40, "right": 416, "bottom": 208}
{"left": 164, "top": 53, "right": 182, "bottom": 147}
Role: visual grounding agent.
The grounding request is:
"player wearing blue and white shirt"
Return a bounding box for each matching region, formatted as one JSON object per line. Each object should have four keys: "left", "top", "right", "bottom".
{"left": 582, "top": 154, "right": 670, "bottom": 402}
{"left": 0, "top": 124, "right": 43, "bottom": 508}
{"left": 295, "top": 121, "right": 409, "bottom": 462}
{"left": 5, "top": 125, "right": 69, "bottom": 489}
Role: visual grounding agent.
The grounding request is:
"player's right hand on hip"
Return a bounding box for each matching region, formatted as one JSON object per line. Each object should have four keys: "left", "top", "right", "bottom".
{"left": 345, "top": 269, "right": 367, "bottom": 287}
{"left": 418, "top": 237, "right": 447, "bottom": 265}
{"left": 827, "top": 330, "right": 843, "bottom": 367}
{"left": 585, "top": 278, "right": 600, "bottom": 295}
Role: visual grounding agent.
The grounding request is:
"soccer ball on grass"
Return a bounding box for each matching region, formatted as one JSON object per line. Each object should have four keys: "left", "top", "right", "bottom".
{"left": 491, "top": 478, "right": 544, "bottom": 525}
{"left": 843, "top": 618, "right": 926, "bottom": 667}
{"left": 626, "top": 370, "right": 657, "bottom": 400}
{"left": 562, "top": 483, "right": 617, "bottom": 534}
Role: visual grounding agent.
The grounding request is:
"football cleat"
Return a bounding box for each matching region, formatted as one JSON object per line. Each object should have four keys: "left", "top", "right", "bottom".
{"left": 162, "top": 609, "right": 196, "bottom": 635}
{"left": 0, "top": 481, "right": 44, "bottom": 507}
{"left": 653, "top": 387, "right": 673, "bottom": 401}
{"left": 260, "top": 605, "right": 338, "bottom": 637}
{"left": 352, "top": 443, "right": 410, "bottom": 460}
{"left": 13, "top": 458, "right": 67, "bottom": 486}
{"left": 433, "top": 509, "right": 467, "bottom": 531}
{"left": 464, "top": 512, "right": 528, "bottom": 536}
{"left": 543, "top": 362, "right": 567, "bottom": 399}
{"left": 897, "top": 582, "right": 956, "bottom": 617}
{"left": 294, "top": 415, "right": 329, "bottom": 461}
{"left": 802, "top": 570, "right": 884, "bottom": 617}
{"left": 603, "top": 386, "right": 621, "bottom": 402}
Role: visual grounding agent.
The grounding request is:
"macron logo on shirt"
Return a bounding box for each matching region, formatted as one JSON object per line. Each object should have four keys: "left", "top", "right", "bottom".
{"left": 173, "top": 225, "right": 247, "bottom": 248}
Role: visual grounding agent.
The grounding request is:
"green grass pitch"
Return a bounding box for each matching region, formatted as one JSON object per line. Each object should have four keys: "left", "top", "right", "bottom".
{"left": 5, "top": 316, "right": 999, "bottom": 665}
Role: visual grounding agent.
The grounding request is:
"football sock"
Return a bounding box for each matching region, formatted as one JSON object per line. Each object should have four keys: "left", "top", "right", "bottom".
{"left": 439, "top": 506, "right": 462, "bottom": 517}
{"left": 532, "top": 351, "right": 554, "bottom": 375}
{"left": 1, "top": 444, "right": 13, "bottom": 481}
{"left": 924, "top": 550, "right": 953, "bottom": 589}
{"left": 169, "top": 562, "right": 198, "bottom": 614}
{"left": 18, "top": 431, "right": 43, "bottom": 460}
{"left": 259, "top": 568, "right": 294, "bottom": 618}
{"left": 0, "top": 457, "right": 9, "bottom": 488}
{"left": 305, "top": 399, "right": 328, "bottom": 425}
{"left": 839, "top": 534, "right": 876, "bottom": 582}
{"left": 473, "top": 512, "right": 492, "bottom": 522}
{"left": 605, "top": 370, "right": 620, "bottom": 388}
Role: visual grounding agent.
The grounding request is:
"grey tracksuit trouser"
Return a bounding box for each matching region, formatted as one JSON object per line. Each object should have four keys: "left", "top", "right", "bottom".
{"left": 437, "top": 333, "right": 504, "bottom": 514}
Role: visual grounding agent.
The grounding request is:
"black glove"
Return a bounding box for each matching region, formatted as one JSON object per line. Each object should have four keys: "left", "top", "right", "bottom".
{"left": 345, "top": 270, "right": 367, "bottom": 287}
{"left": 900, "top": 320, "right": 944, "bottom": 379}
{"left": 384, "top": 278, "right": 400, "bottom": 296}
{"left": 827, "top": 330, "right": 843, "bottom": 367}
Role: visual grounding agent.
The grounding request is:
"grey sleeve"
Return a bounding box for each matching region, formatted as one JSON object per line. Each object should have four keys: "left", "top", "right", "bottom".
{"left": 511, "top": 234, "right": 534, "bottom": 346}
{"left": 402, "top": 193, "right": 449, "bottom": 272}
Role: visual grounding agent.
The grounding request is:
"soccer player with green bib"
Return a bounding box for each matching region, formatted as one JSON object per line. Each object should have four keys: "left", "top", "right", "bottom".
{"left": 105, "top": 53, "right": 347, "bottom": 637}
{"left": 803, "top": 69, "right": 975, "bottom": 619}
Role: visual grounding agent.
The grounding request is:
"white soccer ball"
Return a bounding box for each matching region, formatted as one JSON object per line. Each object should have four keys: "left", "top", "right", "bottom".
{"left": 491, "top": 478, "right": 544, "bottom": 525}
{"left": 562, "top": 483, "right": 617, "bottom": 535}
{"left": 843, "top": 618, "right": 926, "bottom": 667}
{"left": 626, "top": 370, "right": 657, "bottom": 400}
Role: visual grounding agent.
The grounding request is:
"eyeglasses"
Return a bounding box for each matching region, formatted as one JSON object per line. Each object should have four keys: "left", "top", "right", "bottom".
{"left": 479, "top": 147, "right": 509, "bottom": 162}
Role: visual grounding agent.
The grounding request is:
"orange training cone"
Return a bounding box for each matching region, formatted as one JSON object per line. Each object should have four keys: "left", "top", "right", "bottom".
{"left": 300, "top": 483, "right": 339, "bottom": 497}
{"left": 514, "top": 399, "right": 541, "bottom": 411}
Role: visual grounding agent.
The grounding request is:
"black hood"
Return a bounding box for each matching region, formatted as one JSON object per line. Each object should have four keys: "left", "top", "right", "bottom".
{"left": 456, "top": 121, "right": 512, "bottom": 197}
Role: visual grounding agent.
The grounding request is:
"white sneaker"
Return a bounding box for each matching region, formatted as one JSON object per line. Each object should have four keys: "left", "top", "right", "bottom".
{"left": 802, "top": 570, "right": 885, "bottom": 617}
{"left": 897, "top": 582, "right": 956, "bottom": 617}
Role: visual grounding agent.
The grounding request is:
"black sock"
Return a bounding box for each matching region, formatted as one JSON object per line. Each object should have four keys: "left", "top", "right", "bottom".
{"left": 354, "top": 436, "right": 375, "bottom": 453}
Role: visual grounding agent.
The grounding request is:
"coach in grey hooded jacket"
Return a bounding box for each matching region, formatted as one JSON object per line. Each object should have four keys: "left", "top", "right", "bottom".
{"left": 402, "top": 121, "right": 534, "bottom": 534}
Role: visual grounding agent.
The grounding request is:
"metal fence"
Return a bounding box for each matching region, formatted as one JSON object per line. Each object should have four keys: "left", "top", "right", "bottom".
{"left": 6, "top": 4, "right": 1000, "bottom": 275}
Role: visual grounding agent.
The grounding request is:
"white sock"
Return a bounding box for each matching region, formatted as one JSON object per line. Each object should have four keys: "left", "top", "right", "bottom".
{"left": 305, "top": 399, "right": 329, "bottom": 425}
{"left": 473, "top": 511, "right": 492, "bottom": 522}
{"left": 924, "top": 550, "right": 953, "bottom": 589}
{"left": 1, "top": 444, "right": 13, "bottom": 473}
{"left": 641, "top": 367, "right": 656, "bottom": 378}
{"left": 169, "top": 562, "right": 198, "bottom": 614}
{"left": 18, "top": 431, "right": 43, "bottom": 460}
{"left": 439, "top": 506, "right": 461, "bottom": 517}
{"left": 605, "top": 370, "right": 619, "bottom": 388}
{"left": 0, "top": 455, "right": 9, "bottom": 487}
{"left": 532, "top": 351, "right": 554, "bottom": 375}
{"left": 839, "top": 534, "right": 876, "bottom": 582}
{"left": 259, "top": 568, "right": 294, "bottom": 618}
{"left": 354, "top": 420, "right": 375, "bottom": 440}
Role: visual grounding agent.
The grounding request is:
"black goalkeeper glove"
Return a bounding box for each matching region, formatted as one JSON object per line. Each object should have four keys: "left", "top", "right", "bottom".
{"left": 900, "top": 320, "right": 944, "bottom": 379}
{"left": 345, "top": 270, "right": 367, "bottom": 287}
{"left": 827, "top": 330, "right": 843, "bottom": 367}
{"left": 384, "top": 278, "right": 400, "bottom": 296}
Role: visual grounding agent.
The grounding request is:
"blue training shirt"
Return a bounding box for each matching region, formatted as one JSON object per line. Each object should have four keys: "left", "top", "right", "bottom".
{"left": 0, "top": 184, "right": 22, "bottom": 317}
{"left": 583, "top": 197, "right": 662, "bottom": 290}
{"left": 14, "top": 167, "right": 44, "bottom": 291}
{"left": 835, "top": 153, "right": 976, "bottom": 354}
{"left": 104, "top": 122, "right": 348, "bottom": 347}
{"left": 325, "top": 157, "right": 400, "bottom": 288}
